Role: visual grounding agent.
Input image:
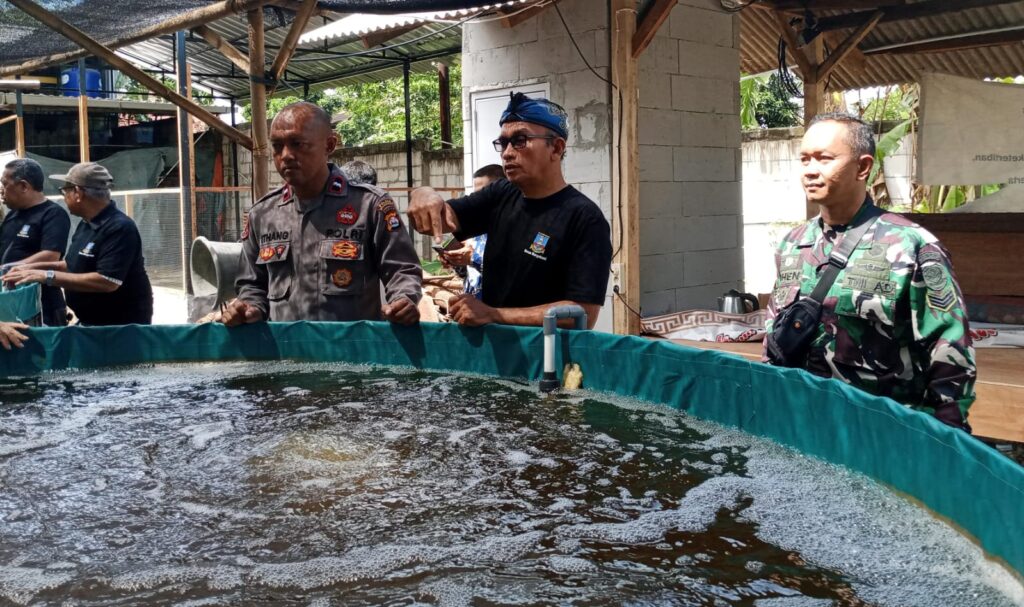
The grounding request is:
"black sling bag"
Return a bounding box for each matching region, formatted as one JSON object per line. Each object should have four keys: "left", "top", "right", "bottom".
{"left": 765, "top": 205, "right": 884, "bottom": 368}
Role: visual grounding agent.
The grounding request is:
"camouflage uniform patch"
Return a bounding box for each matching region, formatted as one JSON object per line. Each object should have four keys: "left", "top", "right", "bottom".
{"left": 923, "top": 264, "right": 955, "bottom": 312}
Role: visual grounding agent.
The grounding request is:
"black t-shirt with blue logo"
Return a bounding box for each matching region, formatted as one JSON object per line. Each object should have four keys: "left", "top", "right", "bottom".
{"left": 0, "top": 199, "right": 71, "bottom": 323}
{"left": 450, "top": 179, "right": 611, "bottom": 309}
{"left": 65, "top": 202, "right": 153, "bottom": 325}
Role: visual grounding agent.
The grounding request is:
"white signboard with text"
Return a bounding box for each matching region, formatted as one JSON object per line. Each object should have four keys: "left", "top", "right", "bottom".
{"left": 918, "top": 72, "right": 1024, "bottom": 185}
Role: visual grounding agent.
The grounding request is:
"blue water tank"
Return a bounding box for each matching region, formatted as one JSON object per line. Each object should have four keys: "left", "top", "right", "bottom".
{"left": 60, "top": 67, "right": 103, "bottom": 98}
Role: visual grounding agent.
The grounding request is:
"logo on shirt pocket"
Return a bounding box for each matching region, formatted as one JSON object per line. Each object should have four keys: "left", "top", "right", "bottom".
{"left": 17, "top": 225, "right": 30, "bottom": 238}
{"left": 524, "top": 232, "right": 550, "bottom": 260}
{"left": 80, "top": 242, "right": 96, "bottom": 257}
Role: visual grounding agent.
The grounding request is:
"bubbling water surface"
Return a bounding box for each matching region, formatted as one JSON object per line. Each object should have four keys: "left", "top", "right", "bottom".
{"left": 0, "top": 362, "right": 1020, "bottom": 606}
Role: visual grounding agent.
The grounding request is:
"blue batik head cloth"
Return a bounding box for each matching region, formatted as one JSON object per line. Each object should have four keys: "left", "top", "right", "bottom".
{"left": 499, "top": 92, "right": 569, "bottom": 140}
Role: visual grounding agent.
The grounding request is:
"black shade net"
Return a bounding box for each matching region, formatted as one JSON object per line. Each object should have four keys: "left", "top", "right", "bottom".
{"left": 0, "top": 0, "right": 502, "bottom": 70}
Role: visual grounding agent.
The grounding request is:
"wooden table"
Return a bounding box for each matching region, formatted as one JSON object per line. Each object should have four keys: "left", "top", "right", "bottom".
{"left": 663, "top": 339, "right": 1024, "bottom": 444}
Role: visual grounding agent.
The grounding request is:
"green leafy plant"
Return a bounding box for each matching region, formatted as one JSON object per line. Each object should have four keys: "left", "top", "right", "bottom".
{"left": 739, "top": 72, "right": 801, "bottom": 129}
{"left": 242, "top": 59, "right": 463, "bottom": 149}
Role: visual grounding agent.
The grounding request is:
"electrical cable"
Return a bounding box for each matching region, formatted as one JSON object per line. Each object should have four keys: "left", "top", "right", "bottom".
{"left": 613, "top": 285, "right": 642, "bottom": 319}
{"left": 553, "top": 1, "right": 615, "bottom": 88}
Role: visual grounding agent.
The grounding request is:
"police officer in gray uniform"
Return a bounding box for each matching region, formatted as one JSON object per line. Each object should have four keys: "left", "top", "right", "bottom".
{"left": 222, "top": 102, "right": 421, "bottom": 326}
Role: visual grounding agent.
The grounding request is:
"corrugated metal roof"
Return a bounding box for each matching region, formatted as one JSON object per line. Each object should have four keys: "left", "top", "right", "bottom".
{"left": 104, "top": 2, "right": 549, "bottom": 100}
{"left": 740, "top": 1, "right": 1024, "bottom": 91}
{"left": 106, "top": 9, "right": 465, "bottom": 100}
{"left": 299, "top": 0, "right": 531, "bottom": 44}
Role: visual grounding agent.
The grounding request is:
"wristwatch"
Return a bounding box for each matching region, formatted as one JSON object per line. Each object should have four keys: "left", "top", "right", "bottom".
{"left": 45, "top": 270, "right": 55, "bottom": 286}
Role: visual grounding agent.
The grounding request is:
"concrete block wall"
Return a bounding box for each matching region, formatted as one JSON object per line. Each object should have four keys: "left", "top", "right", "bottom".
{"left": 461, "top": 0, "right": 615, "bottom": 332}
{"left": 637, "top": 0, "right": 744, "bottom": 315}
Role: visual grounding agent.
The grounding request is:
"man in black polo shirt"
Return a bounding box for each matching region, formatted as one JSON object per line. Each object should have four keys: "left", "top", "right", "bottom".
{"left": 6, "top": 163, "right": 153, "bottom": 326}
{"left": 1, "top": 158, "right": 71, "bottom": 326}
{"left": 408, "top": 92, "right": 611, "bottom": 329}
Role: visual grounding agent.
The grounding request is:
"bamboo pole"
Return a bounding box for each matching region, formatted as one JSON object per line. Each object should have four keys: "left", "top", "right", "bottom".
{"left": 249, "top": 8, "right": 270, "bottom": 199}
{"left": 192, "top": 24, "right": 251, "bottom": 73}
{"left": 4, "top": 0, "right": 254, "bottom": 150}
{"left": 0, "top": 0, "right": 273, "bottom": 78}
{"left": 612, "top": 0, "right": 640, "bottom": 336}
{"left": 77, "top": 59, "right": 89, "bottom": 163}
{"left": 267, "top": 0, "right": 319, "bottom": 95}
{"left": 14, "top": 117, "right": 25, "bottom": 157}
{"left": 177, "top": 32, "right": 197, "bottom": 293}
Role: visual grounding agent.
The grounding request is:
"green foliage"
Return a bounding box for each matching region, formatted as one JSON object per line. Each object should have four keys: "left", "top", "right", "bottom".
{"left": 739, "top": 75, "right": 762, "bottom": 130}
{"left": 115, "top": 72, "right": 213, "bottom": 106}
{"left": 242, "top": 60, "right": 463, "bottom": 149}
{"left": 739, "top": 73, "right": 801, "bottom": 129}
{"left": 869, "top": 117, "right": 913, "bottom": 186}
{"left": 855, "top": 85, "right": 915, "bottom": 122}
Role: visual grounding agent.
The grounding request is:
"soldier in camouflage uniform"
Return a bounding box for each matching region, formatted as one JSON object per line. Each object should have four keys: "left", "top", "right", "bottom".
{"left": 764, "top": 113, "right": 975, "bottom": 431}
{"left": 223, "top": 102, "right": 421, "bottom": 326}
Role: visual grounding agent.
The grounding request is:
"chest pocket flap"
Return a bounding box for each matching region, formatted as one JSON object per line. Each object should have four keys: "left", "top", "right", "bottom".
{"left": 320, "top": 239, "right": 365, "bottom": 296}
{"left": 320, "top": 239, "right": 364, "bottom": 261}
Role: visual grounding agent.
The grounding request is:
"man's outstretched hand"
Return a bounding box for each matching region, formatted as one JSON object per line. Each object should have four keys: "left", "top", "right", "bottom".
{"left": 219, "top": 299, "right": 265, "bottom": 327}
{"left": 407, "top": 187, "right": 458, "bottom": 243}
{"left": 382, "top": 297, "right": 420, "bottom": 326}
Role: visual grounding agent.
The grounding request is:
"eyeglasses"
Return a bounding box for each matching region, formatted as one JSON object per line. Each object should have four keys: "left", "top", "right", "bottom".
{"left": 59, "top": 185, "right": 78, "bottom": 194}
{"left": 492, "top": 134, "right": 557, "bottom": 153}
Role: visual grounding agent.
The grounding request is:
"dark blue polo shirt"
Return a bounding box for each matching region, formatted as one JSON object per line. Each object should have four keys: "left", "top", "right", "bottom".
{"left": 0, "top": 199, "right": 70, "bottom": 325}
{"left": 65, "top": 202, "right": 153, "bottom": 326}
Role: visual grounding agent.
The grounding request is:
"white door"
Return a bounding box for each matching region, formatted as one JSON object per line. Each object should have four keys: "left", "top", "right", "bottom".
{"left": 470, "top": 83, "right": 549, "bottom": 173}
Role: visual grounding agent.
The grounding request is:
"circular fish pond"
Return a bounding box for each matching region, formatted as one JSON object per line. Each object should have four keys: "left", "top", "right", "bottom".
{"left": 1, "top": 361, "right": 1021, "bottom": 606}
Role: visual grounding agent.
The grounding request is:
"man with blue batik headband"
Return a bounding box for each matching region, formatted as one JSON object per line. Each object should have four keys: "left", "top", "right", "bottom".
{"left": 408, "top": 92, "right": 611, "bottom": 329}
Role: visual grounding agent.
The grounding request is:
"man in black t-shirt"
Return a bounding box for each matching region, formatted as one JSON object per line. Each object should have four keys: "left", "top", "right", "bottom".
{"left": 408, "top": 93, "right": 611, "bottom": 329}
{"left": 6, "top": 163, "right": 153, "bottom": 326}
{"left": 0, "top": 158, "right": 71, "bottom": 326}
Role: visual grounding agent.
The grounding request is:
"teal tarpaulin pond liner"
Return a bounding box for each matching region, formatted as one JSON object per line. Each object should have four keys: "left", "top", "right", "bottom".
{"left": 2, "top": 321, "right": 1022, "bottom": 579}
{"left": 0, "top": 283, "right": 40, "bottom": 323}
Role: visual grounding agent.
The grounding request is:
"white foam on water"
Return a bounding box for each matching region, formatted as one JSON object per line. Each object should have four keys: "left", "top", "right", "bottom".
{"left": 505, "top": 450, "right": 531, "bottom": 466}
{"left": 556, "top": 478, "right": 742, "bottom": 544}
{"left": 692, "top": 438, "right": 1024, "bottom": 607}
{"left": 178, "top": 500, "right": 267, "bottom": 521}
{"left": 446, "top": 424, "right": 489, "bottom": 444}
{"left": 108, "top": 565, "right": 242, "bottom": 593}
{"left": 180, "top": 421, "right": 233, "bottom": 449}
{"left": 0, "top": 565, "right": 74, "bottom": 606}
{"left": 548, "top": 555, "right": 598, "bottom": 573}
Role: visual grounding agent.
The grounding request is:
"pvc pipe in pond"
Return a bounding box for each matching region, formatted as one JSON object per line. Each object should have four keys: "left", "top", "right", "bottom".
{"left": 540, "top": 305, "right": 588, "bottom": 393}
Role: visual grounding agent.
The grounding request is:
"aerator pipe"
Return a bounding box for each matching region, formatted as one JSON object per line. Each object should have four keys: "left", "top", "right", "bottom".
{"left": 540, "top": 305, "right": 588, "bottom": 393}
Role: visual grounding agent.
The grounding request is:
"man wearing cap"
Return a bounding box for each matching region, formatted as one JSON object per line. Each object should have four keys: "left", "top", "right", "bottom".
{"left": 407, "top": 92, "right": 611, "bottom": 329}
{"left": 5, "top": 163, "right": 153, "bottom": 326}
{"left": 1, "top": 158, "right": 71, "bottom": 326}
{"left": 221, "top": 102, "right": 422, "bottom": 326}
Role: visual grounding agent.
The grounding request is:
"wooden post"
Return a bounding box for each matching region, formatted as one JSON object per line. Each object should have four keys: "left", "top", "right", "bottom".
{"left": 803, "top": 36, "right": 825, "bottom": 219}
{"left": 437, "top": 62, "right": 452, "bottom": 149}
{"left": 4, "top": 0, "right": 253, "bottom": 149}
{"left": 248, "top": 8, "right": 270, "bottom": 199}
{"left": 77, "top": 58, "right": 89, "bottom": 163}
{"left": 14, "top": 87, "right": 25, "bottom": 158}
{"left": 612, "top": 0, "right": 640, "bottom": 336}
{"left": 176, "top": 32, "right": 197, "bottom": 293}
